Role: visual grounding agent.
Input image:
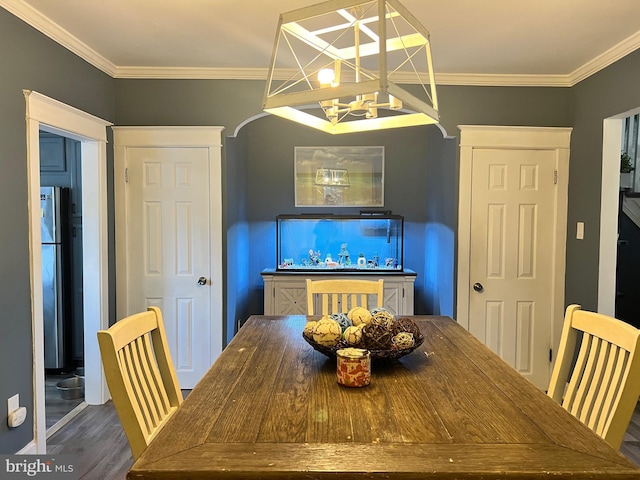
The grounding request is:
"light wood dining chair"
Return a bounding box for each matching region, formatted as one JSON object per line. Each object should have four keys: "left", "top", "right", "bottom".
{"left": 97, "top": 306, "right": 182, "bottom": 460}
{"left": 306, "top": 278, "right": 384, "bottom": 315}
{"left": 547, "top": 304, "right": 640, "bottom": 450}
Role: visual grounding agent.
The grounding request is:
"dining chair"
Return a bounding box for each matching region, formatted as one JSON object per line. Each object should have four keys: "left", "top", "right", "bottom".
{"left": 97, "top": 306, "right": 182, "bottom": 460}
{"left": 305, "top": 278, "right": 384, "bottom": 315}
{"left": 547, "top": 304, "right": 640, "bottom": 450}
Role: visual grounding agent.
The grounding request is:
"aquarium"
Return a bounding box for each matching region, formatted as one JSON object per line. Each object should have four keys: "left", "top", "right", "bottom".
{"left": 276, "top": 213, "right": 404, "bottom": 271}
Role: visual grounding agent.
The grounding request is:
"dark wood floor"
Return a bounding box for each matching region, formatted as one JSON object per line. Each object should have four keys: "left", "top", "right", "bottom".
{"left": 47, "top": 401, "right": 133, "bottom": 479}
{"left": 622, "top": 405, "right": 640, "bottom": 466}
{"left": 45, "top": 373, "right": 83, "bottom": 430}
{"left": 48, "top": 397, "right": 640, "bottom": 480}
{"left": 47, "top": 390, "right": 190, "bottom": 480}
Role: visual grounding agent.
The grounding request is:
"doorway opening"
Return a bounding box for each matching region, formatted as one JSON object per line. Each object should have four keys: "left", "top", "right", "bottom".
{"left": 39, "top": 132, "right": 86, "bottom": 432}
{"left": 24, "top": 90, "right": 111, "bottom": 454}
{"left": 615, "top": 113, "right": 640, "bottom": 326}
{"left": 598, "top": 106, "right": 640, "bottom": 318}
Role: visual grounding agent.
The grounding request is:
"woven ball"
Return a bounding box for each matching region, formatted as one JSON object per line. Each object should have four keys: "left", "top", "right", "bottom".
{"left": 343, "top": 325, "right": 363, "bottom": 346}
{"left": 362, "top": 321, "right": 393, "bottom": 349}
{"left": 313, "top": 318, "right": 342, "bottom": 346}
{"left": 348, "top": 307, "right": 372, "bottom": 326}
{"left": 393, "top": 317, "right": 421, "bottom": 338}
{"left": 371, "top": 310, "right": 394, "bottom": 330}
{"left": 370, "top": 307, "right": 392, "bottom": 316}
{"left": 329, "top": 312, "right": 352, "bottom": 332}
{"left": 303, "top": 320, "right": 318, "bottom": 336}
{"left": 392, "top": 332, "right": 415, "bottom": 349}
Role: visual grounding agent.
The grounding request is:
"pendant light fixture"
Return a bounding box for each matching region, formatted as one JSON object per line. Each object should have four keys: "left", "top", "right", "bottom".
{"left": 263, "top": 0, "right": 439, "bottom": 134}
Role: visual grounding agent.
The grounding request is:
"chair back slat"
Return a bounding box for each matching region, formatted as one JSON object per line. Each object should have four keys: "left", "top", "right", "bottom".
{"left": 593, "top": 346, "right": 627, "bottom": 434}
{"left": 119, "top": 345, "right": 153, "bottom": 437}
{"left": 137, "top": 332, "right": 173, "bottom": 418}
{"left": 584, "top": 340, "right": 615, "bottom": 430}
{"left": 306, "top": 279, "right": 384, "bottom": 316}
{"left": 98, "top": 307, "right": 182, "bottom": 460}
{"left": 548, "top": 304, "right": 640, "bottom": 450}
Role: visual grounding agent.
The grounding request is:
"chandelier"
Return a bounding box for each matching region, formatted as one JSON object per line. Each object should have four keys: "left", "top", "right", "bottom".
{"left": 263, "top": 0, "right": 439, "bottom": 134}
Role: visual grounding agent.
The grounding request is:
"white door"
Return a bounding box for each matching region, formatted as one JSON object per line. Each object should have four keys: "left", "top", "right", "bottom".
{"left": 114, "top": 127, "right": 224, "bottom": 389}
{"left": 457, "top": 126, "right": 571, "bottom": 390}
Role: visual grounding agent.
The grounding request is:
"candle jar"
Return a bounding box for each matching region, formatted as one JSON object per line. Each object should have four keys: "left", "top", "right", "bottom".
{"left": 336, "top": 348, "right": 371, "bottom": 387}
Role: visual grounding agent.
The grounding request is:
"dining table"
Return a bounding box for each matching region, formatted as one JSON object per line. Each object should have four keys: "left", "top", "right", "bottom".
{"left": 127, "top": 315, "right": 640, "bottom": 479}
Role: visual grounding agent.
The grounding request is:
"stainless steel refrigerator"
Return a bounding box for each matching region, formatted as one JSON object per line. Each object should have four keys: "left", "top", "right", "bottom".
{"left": 41, "top": 186, "right": 71, "bottom": 370}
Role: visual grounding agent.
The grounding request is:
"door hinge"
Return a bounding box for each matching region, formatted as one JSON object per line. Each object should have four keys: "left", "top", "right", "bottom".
{"left": 549, "top": 348, "right": 553, "bottom": 363}
{"left": 125, "top": 167, "right": 129, "bottom": 183}
{"left": 554, "top": 170, "right": 558, "bottom": 185}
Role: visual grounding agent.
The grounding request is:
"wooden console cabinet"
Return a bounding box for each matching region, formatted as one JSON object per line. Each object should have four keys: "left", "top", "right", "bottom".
{"left": 261, "top": 269, "right": 416, "bottom": 316}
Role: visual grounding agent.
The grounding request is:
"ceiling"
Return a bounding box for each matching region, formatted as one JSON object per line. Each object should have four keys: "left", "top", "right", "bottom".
{"left": 3, "top": 0, "right": 640, "bottom": 86}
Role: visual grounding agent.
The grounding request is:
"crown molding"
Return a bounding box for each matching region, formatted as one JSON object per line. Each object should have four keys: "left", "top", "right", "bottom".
{"left": 435, "top": 73, "right": 571, "bottom": 87}
{"left": 0, "top": 0, "right": 117, "bottom": 76}
{"left": 113, "top": 66, "right": 270, "bottom": 80}
{"left": 3, "top": 0, "right": 640, "bottom": 87}
{"left": 568, "top": 30, "right": 640, "bottom": 86}
{"left": 114, "top": 66, "right": 573, "bottom": 87}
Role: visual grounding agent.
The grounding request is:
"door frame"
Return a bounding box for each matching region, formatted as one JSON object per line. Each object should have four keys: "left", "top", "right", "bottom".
{"left": 599, "top": 108, "right": 640, "bottom": 315}
{"left": 113, "top": 126, "right": 224, "bottom": 366}
{"left": 456, "top": 125, "right": 571, "bottom": 373}
{"left": 24, "top": 90, "right": 112, "bottom": 454}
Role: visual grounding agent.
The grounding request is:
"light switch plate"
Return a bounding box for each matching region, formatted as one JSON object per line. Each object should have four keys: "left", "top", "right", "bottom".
{"left": 577, "top": 222, "right": 584, "bottom": 240}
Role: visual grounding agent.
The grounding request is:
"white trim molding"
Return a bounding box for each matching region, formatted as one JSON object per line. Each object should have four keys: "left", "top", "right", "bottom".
{"left": 457, "top": 125, "right": 572, "bottom": 383}
{"left": 23, "top": 90, "right": 112, "bottom": 454}
{"left": 113, "top": 126, "right": 225, "bottom": 373}
{"left": 2, "top": 0, "right": 639, "bottom": 86}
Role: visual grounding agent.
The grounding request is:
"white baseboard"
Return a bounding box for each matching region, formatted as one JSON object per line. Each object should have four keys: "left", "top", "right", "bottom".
{"left": 46, "top": 402, "right": 88, "bottom": 438}
{"left": 16, "top": 440, "right": 37, "bottom": 454}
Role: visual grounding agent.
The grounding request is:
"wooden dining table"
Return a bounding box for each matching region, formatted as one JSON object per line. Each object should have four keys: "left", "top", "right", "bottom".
{"left": 128, "top": 315, "right": 640, "bottom": 479}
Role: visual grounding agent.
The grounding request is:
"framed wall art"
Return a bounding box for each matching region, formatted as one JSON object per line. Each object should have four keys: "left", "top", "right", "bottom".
{"left": 294, "top": 146, "right": 384, "bottom": 207}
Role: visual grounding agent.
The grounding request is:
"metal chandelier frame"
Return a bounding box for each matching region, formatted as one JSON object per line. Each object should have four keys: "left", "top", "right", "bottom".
{"left": 263, "top": 0, "right": 440, "bottom": 134}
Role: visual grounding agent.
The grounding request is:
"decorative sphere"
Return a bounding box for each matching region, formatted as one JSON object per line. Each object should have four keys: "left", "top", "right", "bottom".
{"left": 362, "top": 322, "right": 393, "bottom": 349}
{"left": 392, "top": 332, "right": 415, "bottom": 349}
{"left": 329, "top": 312, "right": 352, "bottom": 331}
{"left": 371, "top": 310, "right": 394, "bottom": 329}
{"left": 312, "top": 318, "right": 342, "bottom": 346}
{"left": 348, "top": 307, "right": 372, "bottom": 326}
{"left": 303, "top": 320, "right": 318, "bottom": 336}
{"left": 393, "top": 317, "right": 421, "bottom": 338}
{"left": 343, "top": 325, "right": 363, "bottom": 345}
{"left": 370, "top": 307, "right": 392, "bottom": 316}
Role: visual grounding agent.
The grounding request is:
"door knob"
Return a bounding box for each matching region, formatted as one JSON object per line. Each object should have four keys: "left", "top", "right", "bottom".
{"left": 197, "top": 277, "right": 207, "bottom": 286}
{"left": 473, "top": 282, "right": 484, "bottom": 293}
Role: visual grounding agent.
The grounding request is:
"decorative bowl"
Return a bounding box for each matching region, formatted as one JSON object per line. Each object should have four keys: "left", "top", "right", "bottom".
{"left": 302, "top": 331, "right": 424, "bottom": 361}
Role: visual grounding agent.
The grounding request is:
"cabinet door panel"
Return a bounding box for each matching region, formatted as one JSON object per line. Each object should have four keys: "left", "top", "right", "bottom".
{"left": 383, "top": 285, "right": 401, "bottom": 315}
{"left": 274, "top": 282, "right": 308, "bottom": 315}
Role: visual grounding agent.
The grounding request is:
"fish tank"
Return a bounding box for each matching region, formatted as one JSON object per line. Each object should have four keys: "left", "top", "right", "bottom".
{"left": 276, "top": 213, "right": 404, "bottom": 271}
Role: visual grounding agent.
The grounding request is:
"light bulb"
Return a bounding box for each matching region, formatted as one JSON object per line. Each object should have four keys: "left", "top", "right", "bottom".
{"left": 318, "top": 69, "right": 335, "bottom": 86}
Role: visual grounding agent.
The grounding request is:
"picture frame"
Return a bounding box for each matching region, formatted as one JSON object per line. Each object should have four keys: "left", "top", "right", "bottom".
{"left": 294, "top": 146, "right": 384, "bottom": 207}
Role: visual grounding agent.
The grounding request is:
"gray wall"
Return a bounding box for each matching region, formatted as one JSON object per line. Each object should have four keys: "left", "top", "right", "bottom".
{"left": 230, "top": 115, "right": 459, "bottom": 324}
{"left": 113, "top": 80, "right": 574, "bottom": 341}
{"left": 0, "top": 8, "right": 114, "bottom": 452}
{"left": 3, "top": 3, "right": 640, "bottom": 454}
{"left": 565, "top": 49, "right": 640, "bottom": 310}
